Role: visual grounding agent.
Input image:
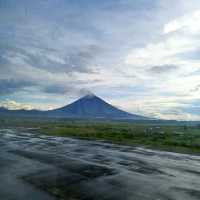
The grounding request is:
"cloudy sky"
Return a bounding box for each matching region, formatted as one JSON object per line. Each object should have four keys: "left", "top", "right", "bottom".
{"left": 1, "top": 0, "right": 200, "bottom": 120}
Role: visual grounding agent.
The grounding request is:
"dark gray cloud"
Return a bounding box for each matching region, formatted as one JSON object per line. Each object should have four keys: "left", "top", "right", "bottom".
{"left": 0, "top": 42, "right": 101, "bottom": 73}
{"left": 42, "top": 85, "right": 75, "bottom": 95}
{"left": 0, "top": 33, "right": 102, "bottom": 96}
{"left": 149, "top": 65, "right": 179, "bottom": 74}
{"left": 0, "top": 53, "right": 101, "bottom": 96}
{"left": 0, "top": 78, "right": 34, "bottom": 95}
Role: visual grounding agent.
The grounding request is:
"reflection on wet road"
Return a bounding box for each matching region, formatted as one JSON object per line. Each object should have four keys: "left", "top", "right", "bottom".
{"left": 0, "top": 128, "right": 200, "bottom": 200}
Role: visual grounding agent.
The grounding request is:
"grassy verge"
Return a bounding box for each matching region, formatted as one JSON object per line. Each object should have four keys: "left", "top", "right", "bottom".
{"left": 40, "top": 122, "right": 200, "bottom": 154}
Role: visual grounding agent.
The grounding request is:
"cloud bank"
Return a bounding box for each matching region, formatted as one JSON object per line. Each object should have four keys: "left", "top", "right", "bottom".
{"left": 0, "top": 0, "right": 200, "bottom": 120}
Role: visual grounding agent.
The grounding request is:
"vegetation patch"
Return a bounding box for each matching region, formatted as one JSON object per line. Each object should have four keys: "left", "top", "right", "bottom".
{"left": 1, "top": 117, "right": 200, "bottom": 154}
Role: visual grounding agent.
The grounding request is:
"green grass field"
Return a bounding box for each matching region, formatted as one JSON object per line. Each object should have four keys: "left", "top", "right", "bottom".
{"left": 0, "top": 117, "right": 200, "bottom": 154}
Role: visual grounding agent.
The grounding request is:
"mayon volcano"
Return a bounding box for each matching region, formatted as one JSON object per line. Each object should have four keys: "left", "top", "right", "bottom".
{"left": 0, "top": 94, "right": 149, "bottom": 120}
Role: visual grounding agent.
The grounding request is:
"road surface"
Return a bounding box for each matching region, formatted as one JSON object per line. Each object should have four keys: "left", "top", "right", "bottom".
{"left": 0, "top": 128, "right": 200, "bottom": 200}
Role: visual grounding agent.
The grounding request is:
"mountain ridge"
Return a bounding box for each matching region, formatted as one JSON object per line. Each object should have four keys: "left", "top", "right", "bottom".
{"left": 0, "top": 94, "right": 149, "bottom": 120}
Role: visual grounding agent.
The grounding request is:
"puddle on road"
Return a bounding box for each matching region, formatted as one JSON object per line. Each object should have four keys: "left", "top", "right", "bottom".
{"left": 17, "top": 150, "right": 119, "bottom": 200}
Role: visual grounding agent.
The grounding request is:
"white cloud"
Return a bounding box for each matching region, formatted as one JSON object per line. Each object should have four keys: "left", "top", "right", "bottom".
{"left": 0, "top": 100, "right": 34, "bottom": 110}
{"left": 164, "top": 10, "right": 200, "bottom": 34}
{"left": 0, "top": 100, "right": 56, "bottom": 111}
{"left": 121, "top": 8, "right": 200, "bottom": 120}
{"left": 125, "top": 34, "right": 197, "bottom": 69}
{"left": 111, "top": 95, "right": 200, "bottom": 121}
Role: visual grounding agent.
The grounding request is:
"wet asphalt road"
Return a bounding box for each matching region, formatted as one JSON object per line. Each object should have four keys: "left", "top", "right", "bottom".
{"left": 0, "top": 128, "right": 200, "bottom": 200}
